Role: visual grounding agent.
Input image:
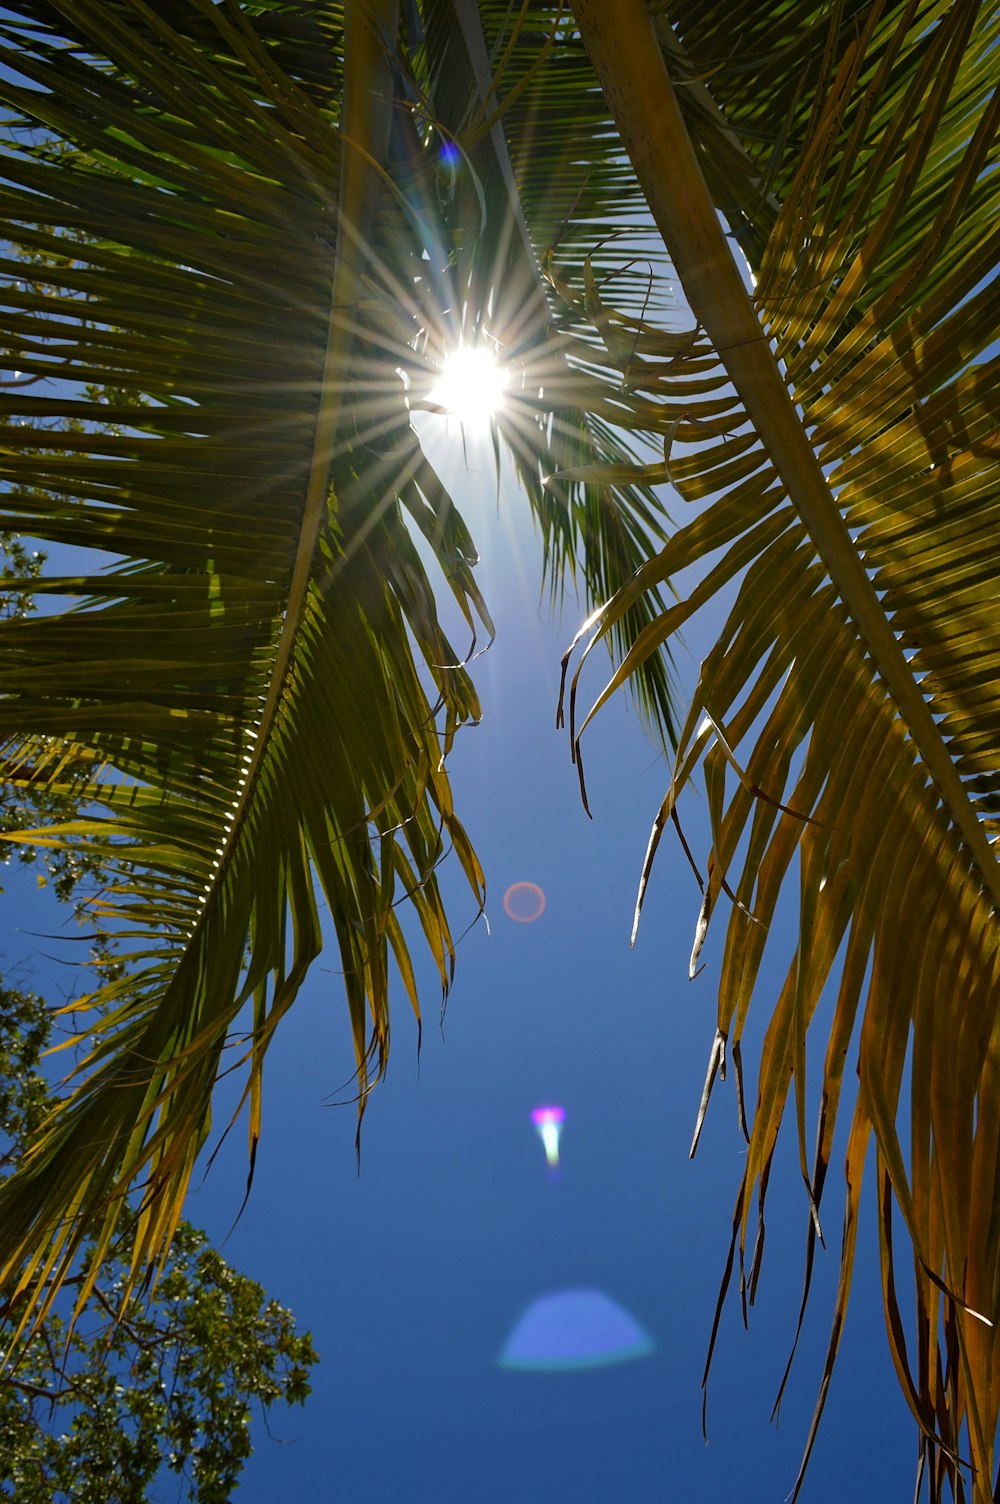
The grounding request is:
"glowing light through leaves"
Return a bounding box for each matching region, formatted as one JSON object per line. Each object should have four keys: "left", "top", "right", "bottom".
{"left": 499, "top": 1289, "right": 655, "bottom": 1371}
{"left": 531, "top": 1104, "right": 565, "bottom": 1172}
{"left": 502, "top": 881, "right": 546, "bottom": 923}
{"left": 428, "top": 343, "right": 508, "bottom": 428}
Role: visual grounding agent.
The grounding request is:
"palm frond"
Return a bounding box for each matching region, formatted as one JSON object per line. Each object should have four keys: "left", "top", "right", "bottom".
{"left": 0, "top": 0, "right": 684, "bottom": 1332}
{"left": 0, "top": 0, "right": 492, "bottom": 1324}
{"left": 567, "top": 0, "right": 1000, "bottom": 1495}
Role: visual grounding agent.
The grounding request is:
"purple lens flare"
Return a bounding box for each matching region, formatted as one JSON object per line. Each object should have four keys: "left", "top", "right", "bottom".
{"left": 531, "top": 1105, "right": 566, "bottom": 1170}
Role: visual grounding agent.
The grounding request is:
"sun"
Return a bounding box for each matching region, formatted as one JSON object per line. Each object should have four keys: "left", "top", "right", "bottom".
{"left": 428, "top": 342, "right": 508, "bottom": 428}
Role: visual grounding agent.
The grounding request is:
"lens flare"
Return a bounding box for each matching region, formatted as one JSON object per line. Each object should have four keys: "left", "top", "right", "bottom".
{"left": 499, "top": 1289, "right": 655, "bottom": 1371}
{"left": 503, "top": 881, "right": 546, "bottom": 923}
{"left": 531, "top": 1104, "right": 565, "bottom": 1171}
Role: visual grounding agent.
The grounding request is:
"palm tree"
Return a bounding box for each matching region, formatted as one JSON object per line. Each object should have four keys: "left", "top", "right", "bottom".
{"left": 0, "top": 3, "right": 997, "bottom": 1498}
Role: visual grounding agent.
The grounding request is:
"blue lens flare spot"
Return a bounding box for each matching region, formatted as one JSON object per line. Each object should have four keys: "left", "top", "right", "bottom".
{"left": 499, "top": 1289, "right": 655, "bottom": 1372}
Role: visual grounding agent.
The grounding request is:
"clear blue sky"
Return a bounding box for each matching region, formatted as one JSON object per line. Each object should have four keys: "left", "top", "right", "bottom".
{"left": 4, "top": 422, "right": 917, "bottom": 1502}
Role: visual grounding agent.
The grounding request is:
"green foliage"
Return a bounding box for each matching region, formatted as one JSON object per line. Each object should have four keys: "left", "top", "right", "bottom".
{"left": 0, "top": 534, "right": 44, "bottom": 626}
{"left": 0, "top": 1217, "right": 317, "bottom": 1504}
{"left": 0, "top": 978, "right": 317, "bottom": 1504}
{"left": 0, "top": 534, "right": 120, "bottom": 993}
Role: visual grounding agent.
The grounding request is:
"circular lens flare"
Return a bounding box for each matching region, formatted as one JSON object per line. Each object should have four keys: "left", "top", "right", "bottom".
{"left": 503, "top": 882, "right": 546, "bottom": 923}
{"left": 429, "top": 343, "right": 508, "bottom": 427}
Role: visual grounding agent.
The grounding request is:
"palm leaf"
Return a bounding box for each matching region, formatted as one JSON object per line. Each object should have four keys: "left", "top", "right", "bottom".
{"left": 0, "top": 0, "right": 683, "bottom": 1330}
{"left": 0, "top": 0, "right": 493, "bottom": 1322}
{"left": 564, "top": 0, "right": 1000, "bottom": 1496}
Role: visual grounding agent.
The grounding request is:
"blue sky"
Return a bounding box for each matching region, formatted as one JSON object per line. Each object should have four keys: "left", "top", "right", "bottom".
{"left": 47, "top": 421, "right": 915, "bottom": 1503}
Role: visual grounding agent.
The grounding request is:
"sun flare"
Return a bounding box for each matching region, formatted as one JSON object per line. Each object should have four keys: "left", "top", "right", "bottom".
{"left": 428, "top": 343, "right": 508, "bottom": 427}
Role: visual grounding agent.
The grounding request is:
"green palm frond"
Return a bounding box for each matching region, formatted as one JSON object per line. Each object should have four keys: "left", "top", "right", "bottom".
{"left": 0, "top": 0, "right": 681, "bottom": 1330}
{"left": 0, "top": 0, "right": 491, "bottom": 1320}
{"left": 565, "top": 0, "right": 1000, "bottom": 1496}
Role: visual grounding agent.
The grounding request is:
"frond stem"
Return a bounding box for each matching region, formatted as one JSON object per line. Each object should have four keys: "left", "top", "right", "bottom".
{"left": 574, "top": 0, "right": 1000, "bottom": 912}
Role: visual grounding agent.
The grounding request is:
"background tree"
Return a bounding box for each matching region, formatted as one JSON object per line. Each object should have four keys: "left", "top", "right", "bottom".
{"left": 0, "top": 3, "right": 998, "bottom": 1499}
{"left": 0, "top": 980, "right": 316, "bottom": 1504}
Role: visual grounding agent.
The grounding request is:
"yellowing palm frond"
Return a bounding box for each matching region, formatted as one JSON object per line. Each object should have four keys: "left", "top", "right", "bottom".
{"left": 566, "top": 1, "right": 1000, "bottom": 1495}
